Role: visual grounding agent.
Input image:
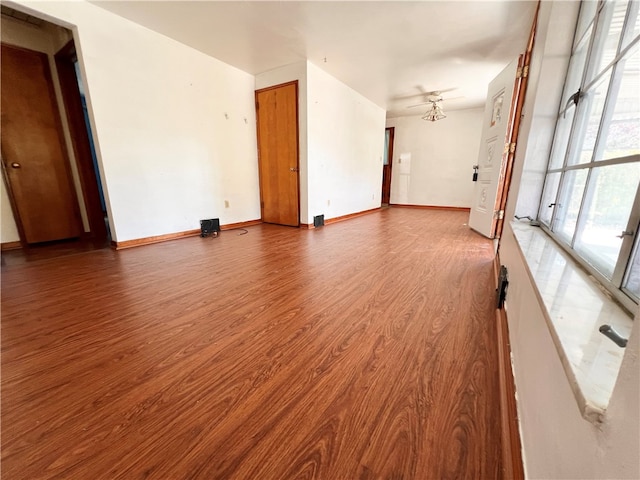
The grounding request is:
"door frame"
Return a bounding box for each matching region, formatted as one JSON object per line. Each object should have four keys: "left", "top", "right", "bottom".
{"left": 255, "top": 80, "right": 301, "bottom": 226}
{"left": 382, "top": 127, "right": 395, "bottom": 204}
{"left": 55, "top": 39, "right": 108, "bottom": 242}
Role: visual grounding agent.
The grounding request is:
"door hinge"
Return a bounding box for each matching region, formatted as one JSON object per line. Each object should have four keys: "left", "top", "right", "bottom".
{"left": 494, "top": 210, "right": 505, "bottom": 220}
{"left": 516, "top": 65, "right": 529, "bottom": 79}
{"left": 509, "top": 142, "right": 516, "bottom": 154}
{"left": 255, "top": 101, "right": 259, "bottom": 110}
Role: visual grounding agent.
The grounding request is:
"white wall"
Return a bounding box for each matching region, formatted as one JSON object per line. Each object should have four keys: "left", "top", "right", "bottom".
{"left": 500, "top": 1, "right": 640, "bottom": 478}
{"left": 385, "top": 109, "right": 483, "bottom": 208}
{"left": 256, "top": 61, "right": 386, "bottom": 225}
{"left": 306, "top": 62, "right": 385, "bottom": 222}
{"left": 13, "top": 0, "right": 260, "bottom": 243}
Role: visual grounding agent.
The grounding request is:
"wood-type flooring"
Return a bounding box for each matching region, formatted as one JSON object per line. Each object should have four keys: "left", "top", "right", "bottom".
{"left": 1, "top": 208, "right": 502, "bottom": 479}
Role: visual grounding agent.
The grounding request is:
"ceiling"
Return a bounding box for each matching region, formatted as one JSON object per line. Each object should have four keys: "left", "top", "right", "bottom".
{"left": 91, "top": 1, "right": 538, "bottom": 118}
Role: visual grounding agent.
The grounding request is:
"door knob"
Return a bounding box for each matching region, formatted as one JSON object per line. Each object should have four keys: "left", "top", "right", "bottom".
{"left": 289, "top": 167, "right": 298, "bottom": 172}
{"left": 10, "top": 162, "right": 20, "bottom": 169}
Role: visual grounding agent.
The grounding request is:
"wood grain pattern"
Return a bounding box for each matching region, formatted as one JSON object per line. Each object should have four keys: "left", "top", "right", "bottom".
{"left": 1, "top": 209, "right": 503, "bottom": 479}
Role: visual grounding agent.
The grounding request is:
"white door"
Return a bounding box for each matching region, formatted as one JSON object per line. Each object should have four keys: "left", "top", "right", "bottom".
{"left": 468, "top": 56, "right": 522, "bottom": 238}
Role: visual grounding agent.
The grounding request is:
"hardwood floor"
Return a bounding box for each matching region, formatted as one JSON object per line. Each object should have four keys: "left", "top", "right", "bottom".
{"left": 1, "top": 209, "right": 501, "bottom": 479}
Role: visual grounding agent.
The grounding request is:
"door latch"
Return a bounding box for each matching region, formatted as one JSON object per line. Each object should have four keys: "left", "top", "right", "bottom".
{"left": 472, "top": 165, "right": 478, "bottom": 182}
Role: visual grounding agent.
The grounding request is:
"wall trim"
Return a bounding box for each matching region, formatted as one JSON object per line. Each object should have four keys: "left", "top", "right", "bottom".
{"left": 1, "top": 241, "right": 22, "bottom": 251}
{"left": 111, "top": 219, "right": 262, "bottom": 250}
{"left": 301, "top": 207, "right": 381, "bottom": 229}
{"left": 493, "top": 254, "right": 525, "bottom": 479}
{"left": 390, "top": 204, "right": 471, "bottom": 212}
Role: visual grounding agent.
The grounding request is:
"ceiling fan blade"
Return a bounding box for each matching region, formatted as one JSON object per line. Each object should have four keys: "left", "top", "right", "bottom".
{"left": 441, "top": 95, "right": 465, "bottom": 101}
{"left": 435, "top": 87, "right": 459, "bottom": 94}
{"left": 406, "top": 102, "right": 430, "bottom": 109}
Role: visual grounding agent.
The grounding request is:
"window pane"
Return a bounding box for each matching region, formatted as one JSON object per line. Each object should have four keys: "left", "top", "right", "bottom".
{"left": 383, "top": 129, "right": 390, "bottom": 165}
{"left": 623, "top": 234, "right": 640, "bottom": 299}
{"left": 585, "top": 1, "right": 629, "bottom": 83}
{"left": 575, "top": 1, "right": 599, "bottom": 44}
{"left": 596, "top": 45, "right": 640, "bottom": 161}
{"left": 620, "top": 0, "right": 640, "bottom": 50}
{"left": 574, "top": 163, "right": 640, "bottom": 278}
{"left": 567, "top": 67, "right": 613, "bottom": 166}
{"left": 539, "top": 172, "right": 562, "bottom": 226}
{"left": 548, "top": 106, "right": 575, "bottom": 170}
{"left": 562, "top": 26, "right": 593, "bottom": 110}
{"left": 554, "top": 169, "right": 588, "bottom": 244}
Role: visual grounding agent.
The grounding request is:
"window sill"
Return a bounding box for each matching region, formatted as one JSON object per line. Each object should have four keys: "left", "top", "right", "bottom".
{"left": 509, "top": 221, "right": 634, "bottom": 424}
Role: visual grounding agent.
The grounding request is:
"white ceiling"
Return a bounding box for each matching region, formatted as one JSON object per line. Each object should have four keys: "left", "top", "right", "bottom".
{"left": 91, "top": 1, "right": 538, "bottom": 117}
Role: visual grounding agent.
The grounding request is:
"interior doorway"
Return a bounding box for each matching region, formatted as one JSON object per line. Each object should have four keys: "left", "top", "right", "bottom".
{"left": 382, "top": 127, "right": 395, "bottom": 205}
{"left": 1, "top": 43, "right": 84, "bottom": 244}
{"left": 255, "top": 81, "right": 300, "bottom": 227}
{"left": 1, "top": 6, "right": 109, "bottom": 256}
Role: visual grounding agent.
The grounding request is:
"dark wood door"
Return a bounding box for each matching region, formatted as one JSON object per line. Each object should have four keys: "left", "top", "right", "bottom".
{"left": 382, "top": 127, "right": 394, "bottom": 204}
{"left": 255, "top": 82, "right": 299, "bottom": 226}
{"left": 1, "top": 43, "right": 82, "bottom": 244}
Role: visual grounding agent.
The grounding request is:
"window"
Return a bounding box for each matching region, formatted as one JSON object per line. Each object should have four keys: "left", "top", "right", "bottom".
{"left": 539, "top": 0, "right": 640, "bottom": 311}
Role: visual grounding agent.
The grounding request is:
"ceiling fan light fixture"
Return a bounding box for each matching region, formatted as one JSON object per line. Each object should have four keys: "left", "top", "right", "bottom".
{"left": 422, "top": 102, "right": 446, "bottom": 122}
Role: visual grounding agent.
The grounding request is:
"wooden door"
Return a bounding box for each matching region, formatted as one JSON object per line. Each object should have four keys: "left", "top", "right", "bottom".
{"left": 468, "top": 56, "right": 522, "bottom": 238}
{"left": 382, "top": 127, "right": 394, "bottom": 204}
{"left": 255, "top": 82, "right": 299, "bottom": 226}
{"left": 1, "top": 43, "right": 83, "bottom": 244}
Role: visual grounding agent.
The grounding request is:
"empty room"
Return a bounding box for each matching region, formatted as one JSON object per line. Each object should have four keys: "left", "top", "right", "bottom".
{"left": 1, "top": 1, "right": 639, "bottom": 479}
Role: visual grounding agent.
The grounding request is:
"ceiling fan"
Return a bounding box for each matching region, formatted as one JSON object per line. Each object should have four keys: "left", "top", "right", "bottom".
{"left": 405, "top": 89, "right": 462, "bottom": 122}
{"left": 405, "top": 88, "right": 462, "bottom": 108}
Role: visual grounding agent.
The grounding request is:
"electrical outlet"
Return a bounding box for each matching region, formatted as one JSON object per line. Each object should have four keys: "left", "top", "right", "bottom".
{"left": 327, "top": 199, "right": 330, "bottom": 206}
{"left": 224, "top": 200, "right": 230, "bottom": 208}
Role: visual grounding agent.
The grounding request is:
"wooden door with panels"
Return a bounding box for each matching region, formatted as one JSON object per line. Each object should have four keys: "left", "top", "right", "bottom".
{"left": 468, "top": 55, "right": 523, "bottom": 239}
{"left": 255, "top": 81, "right": 300, "bottom": 227}
{"left": 1, "top": 43, "right": 83, "bottom": 244}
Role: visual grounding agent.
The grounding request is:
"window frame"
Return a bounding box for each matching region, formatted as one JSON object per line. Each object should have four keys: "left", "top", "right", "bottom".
{"left": 537, "top": 0, "right": 640, "bottom": 314}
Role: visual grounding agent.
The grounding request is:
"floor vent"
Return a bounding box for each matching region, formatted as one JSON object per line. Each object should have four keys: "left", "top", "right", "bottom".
{"left": 313, "top": 215, "right": 325, "bottom": 228}
{"left": 200, "top": 218, "right": 220, "bottom": 237}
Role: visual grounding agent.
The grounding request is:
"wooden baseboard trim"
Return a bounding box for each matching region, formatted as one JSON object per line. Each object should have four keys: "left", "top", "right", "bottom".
{"left": 302, "top": 207, "right": 382, "bottom": 229}
{"left": 390, "top": 204, "right": 471, "bottom": 212}
{"left": 1, "top": 241, "right": 22, "bottom": 251}
{"left": 494, "top": 255, "right": 524, "bottom": 479}
{"left": 220, "top": 219, "right": 262, "bottom": 231}
{"left": 112, "top": 219, "right": 262, "bottom": 250}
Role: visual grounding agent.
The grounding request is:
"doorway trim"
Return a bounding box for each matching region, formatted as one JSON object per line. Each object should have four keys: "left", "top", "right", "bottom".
{"left": 55, "top": 39, "right": 108, "bottom": 242}
{"left": 382, "top": 127, "right": 395, "bottom": 205}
